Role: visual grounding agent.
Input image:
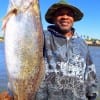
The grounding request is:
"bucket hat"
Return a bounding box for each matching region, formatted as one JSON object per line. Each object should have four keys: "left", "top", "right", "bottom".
{"left": 45, "top": 1, "right": 84, "bottom": 24}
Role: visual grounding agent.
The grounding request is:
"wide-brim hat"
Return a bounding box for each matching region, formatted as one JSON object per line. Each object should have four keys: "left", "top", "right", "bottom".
{"left": 45, "top": 2, "right": 84, "bottom": 24}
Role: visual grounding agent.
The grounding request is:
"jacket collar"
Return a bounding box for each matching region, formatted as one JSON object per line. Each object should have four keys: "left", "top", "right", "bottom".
{"left": 47, "top": 25, "right": 78, "bottom": 39}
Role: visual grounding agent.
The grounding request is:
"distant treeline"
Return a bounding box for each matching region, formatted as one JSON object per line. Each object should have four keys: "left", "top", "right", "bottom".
{"left": 0, "top": 37, "right": 4, "bottom": 40}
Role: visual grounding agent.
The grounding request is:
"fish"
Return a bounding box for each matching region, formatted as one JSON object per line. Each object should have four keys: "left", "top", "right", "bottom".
{"left": 2, "top": 0, "right": 44, "bottom": 99}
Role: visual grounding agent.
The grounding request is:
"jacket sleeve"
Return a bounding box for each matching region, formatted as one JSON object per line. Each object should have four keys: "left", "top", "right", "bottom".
{"left": 35, "top": 79, "right": 48, "bottom": 100}
{"left": 85, "top": 49, "right": 98, "bottom": 99}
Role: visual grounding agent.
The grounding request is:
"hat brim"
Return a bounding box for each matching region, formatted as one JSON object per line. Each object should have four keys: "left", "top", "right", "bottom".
{"left": 45, "top": 3, "right": 84, "bottom": 24}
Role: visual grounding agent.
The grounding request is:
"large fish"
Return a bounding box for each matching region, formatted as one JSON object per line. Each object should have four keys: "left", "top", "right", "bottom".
{"left": 2, "top": 0, "right": 44, "bottom": 99}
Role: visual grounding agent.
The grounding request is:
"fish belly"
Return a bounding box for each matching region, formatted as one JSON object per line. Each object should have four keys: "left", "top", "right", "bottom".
{"left": 4, "top": 0, "right": 44, "bottom": 99}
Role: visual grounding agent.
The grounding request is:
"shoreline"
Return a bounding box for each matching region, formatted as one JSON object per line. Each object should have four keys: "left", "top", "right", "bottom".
{"left": 1, "top": 40, "right": 100, "bottom": 47}
{"left": 0, "top": 39, "right": 4, "bottom": 42}
{"left": 88, "top": 44, "right": 100, "bottom": 46}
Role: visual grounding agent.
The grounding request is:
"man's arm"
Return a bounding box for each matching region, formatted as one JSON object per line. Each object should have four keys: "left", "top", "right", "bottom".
{"left": 85, "top": 50, "right": 98, "bottom": 100}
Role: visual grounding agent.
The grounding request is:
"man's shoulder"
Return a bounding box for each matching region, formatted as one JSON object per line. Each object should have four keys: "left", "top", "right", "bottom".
{"left": 43, "top": 30, "right": 52, "bottom": 39}
{"left": 76, "top": 36, "right": 89, "bottom": 50}
{"left": 77, "top": 36, "right": 86, "bottom": 43}
{"left": 43, "top": 30, "right": 51, "bottom": 35}
{"left": 78, "top": 37, "right": 88, "bottom": 46}
{"left": 73, "top": 34, "right": 87, "bottom": 45}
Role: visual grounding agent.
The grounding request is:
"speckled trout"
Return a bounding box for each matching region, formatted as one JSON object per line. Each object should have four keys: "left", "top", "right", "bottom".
{"left": 2, "top": 0, "right": 44, "bottom": 99}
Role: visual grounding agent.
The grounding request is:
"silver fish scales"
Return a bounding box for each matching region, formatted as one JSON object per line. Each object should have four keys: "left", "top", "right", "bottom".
{"left": 3, "top": 0, "right": 44, "bottom": 99}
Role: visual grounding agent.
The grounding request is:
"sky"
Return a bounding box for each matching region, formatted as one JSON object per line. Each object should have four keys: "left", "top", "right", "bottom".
{"left": 0, "top": 0, "right": 100, "bottom": 39}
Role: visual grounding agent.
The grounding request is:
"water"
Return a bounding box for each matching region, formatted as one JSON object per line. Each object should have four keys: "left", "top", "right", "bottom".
{"left": 0, "top": 42, "right": 8, "bottom": 92}
{"left": 0, "top": 42, "right": 100, "bottom": 94}
{"left": 89, "top": 46, "right": 100, "bottom": 77}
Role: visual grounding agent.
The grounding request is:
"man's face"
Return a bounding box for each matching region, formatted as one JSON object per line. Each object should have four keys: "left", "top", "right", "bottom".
{"left": 54, "top": 8, "right": 74, "bottom": 32}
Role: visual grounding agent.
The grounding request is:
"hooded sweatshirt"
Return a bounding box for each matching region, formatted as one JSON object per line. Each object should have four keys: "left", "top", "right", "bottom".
{"left": 43, "top": 25, "right": 98, "bottom": 100}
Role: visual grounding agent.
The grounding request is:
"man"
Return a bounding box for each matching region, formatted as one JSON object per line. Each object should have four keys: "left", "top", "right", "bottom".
{"left": 35, "top": 1, "right": 98, "bottom": 100}
{"left": 0, "top": 1, "right": 98, "bottom": 100}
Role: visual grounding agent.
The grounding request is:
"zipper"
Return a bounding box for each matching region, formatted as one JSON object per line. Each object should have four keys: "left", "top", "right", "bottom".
{"left": 66, "top": 37, "right": 70, "bottom": 62}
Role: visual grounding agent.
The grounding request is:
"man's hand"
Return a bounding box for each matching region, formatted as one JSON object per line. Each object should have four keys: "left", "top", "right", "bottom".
{"left": 0, "top": 91, "right": 13, "bottom": 100}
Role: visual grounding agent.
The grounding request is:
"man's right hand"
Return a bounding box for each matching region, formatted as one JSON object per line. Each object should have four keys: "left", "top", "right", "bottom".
{"left": 0, "top": 91, "right": 13, "bottom": 100}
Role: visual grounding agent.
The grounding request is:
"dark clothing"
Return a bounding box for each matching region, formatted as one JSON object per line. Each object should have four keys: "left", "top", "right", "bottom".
{"left": 35, "top": 25, "right": 98, "bottom": 100}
